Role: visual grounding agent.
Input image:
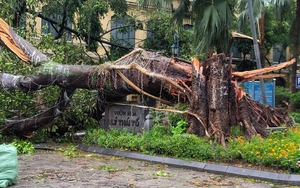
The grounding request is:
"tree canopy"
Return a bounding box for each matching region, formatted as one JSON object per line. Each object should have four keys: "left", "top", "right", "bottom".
{"left": 139, "top": 0, "right": 236, "bottom": 53}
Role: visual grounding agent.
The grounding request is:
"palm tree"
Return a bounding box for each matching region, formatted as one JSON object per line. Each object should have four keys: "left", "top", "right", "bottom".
{"left": 138, "top": 0, "right": 234, "bottom": 54}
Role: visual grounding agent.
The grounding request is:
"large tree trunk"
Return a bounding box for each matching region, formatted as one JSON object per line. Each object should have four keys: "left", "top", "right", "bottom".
{"left": 0, "top": 19, "right": 296, "bottom": 140}
{"left": 207, "top": 54, "right": 230, "bottom": 144}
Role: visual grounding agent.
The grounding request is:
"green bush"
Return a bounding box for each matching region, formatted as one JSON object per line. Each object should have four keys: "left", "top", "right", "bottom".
{"left": 84, "top": 126, "right": 214, "bottom": 161}
{"left": 275, "top": 86, "right": 291, "bottom": 108}
{"left": 275, "top": 86, "right": 300, "bottom": 110}
{"left": 147, "top": 125, "right": 172, "bottom": 137}
{"left": 10, "top": 139, "right": 35, "bottom": 154}
{"left": 290, "top": 112, "right": 300, "bottom": 124}
{"left": 291, "top": 92, "right": 300, "bottom": 109}
{"left": 84, "top": 125, "right": 300, "bottom": 173}
{"left": 167, "top": 103, "right": 188, "bottom": 127}
{"left": 0, "top": 28, "right": 100, "bottom": 139}
{"left": 150, "top": 110, "right": 166, "bottom": 125}
{"left": 227, "top": 127, "right": 300, "bottom": 171}
{"left": 171, "top": 120, "right": 188, "bottom": 135}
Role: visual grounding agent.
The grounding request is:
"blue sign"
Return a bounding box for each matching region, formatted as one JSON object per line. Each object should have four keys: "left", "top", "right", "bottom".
{"left": 296, "top": 74, "right": 300, "bottom": 89}
{"left": 240, "top": 80, "right": 275, "bottom": 107}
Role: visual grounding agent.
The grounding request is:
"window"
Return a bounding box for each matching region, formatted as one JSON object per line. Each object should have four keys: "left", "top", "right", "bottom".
{"left": 183, "top": 24, "right": 193, "bottom": 30}
{"left": 110, "top": 15, "right": 135, "bottom": 47}
{"left": 250, "top": 49, "right": 256, "bottom": 61}
{"left": 229, "top": 46, "right": 242, "bottom": 58}
{"left": 41, "top": 14, "right": 72, "bottom": 41}
{"left": 146, "top": 27, "right": 154, "bottom": 38}
{"left": 273, "top": 45, "right": 286, "bottom": 63}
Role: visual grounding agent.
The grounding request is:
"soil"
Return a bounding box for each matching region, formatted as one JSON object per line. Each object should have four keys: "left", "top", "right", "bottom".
{"left": 10, "top": 143, "right": 294, "bottom": 188}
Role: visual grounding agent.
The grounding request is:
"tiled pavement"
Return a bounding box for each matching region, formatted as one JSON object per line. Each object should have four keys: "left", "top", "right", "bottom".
{"left": 78, "top": 144, "right": 300, "bottom": 186}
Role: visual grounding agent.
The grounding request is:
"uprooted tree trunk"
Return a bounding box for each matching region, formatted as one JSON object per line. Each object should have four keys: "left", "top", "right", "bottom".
{"left": 0, "top": 18, "right": 296, "bottom": 142}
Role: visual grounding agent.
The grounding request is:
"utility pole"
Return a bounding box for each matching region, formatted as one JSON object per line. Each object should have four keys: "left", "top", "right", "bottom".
{"left": 247, "top": 0, "right": 267, "bottom": 105}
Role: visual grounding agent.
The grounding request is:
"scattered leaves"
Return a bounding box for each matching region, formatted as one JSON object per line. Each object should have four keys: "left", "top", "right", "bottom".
{"left": 98, "top": 165, "right": 119, "bottom": 173}
{"left": 152, "top": 170, "right": 169, "bottom": 177}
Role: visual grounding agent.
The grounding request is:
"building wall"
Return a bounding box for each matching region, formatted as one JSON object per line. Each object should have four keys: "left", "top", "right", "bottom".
{"left": 30, "top": 0, "right": 191, "bottom": 57}
{"left": 30, "top": 1, "right": 294, "bottom": 69}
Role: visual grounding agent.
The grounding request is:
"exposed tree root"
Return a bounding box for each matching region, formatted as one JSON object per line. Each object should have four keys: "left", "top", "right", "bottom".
{"left": 237, "top": 94, "right": 294, "bottom": 138}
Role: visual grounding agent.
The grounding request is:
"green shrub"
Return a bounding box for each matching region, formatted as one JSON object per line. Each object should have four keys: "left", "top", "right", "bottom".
{"left": 275, "top": 87, "right": 300, "bottom": 110}
{"left": 0, "top": 29, "right": 99, "bottom": 140}
{"left": 290, "top": 112, "right": 300, "bottom": 124}
{"left": 148, "top": 125, "right": 172, "bottom": 137}
{"left": 84, "top": 126, "right": 214, "bottom": 161}
{"left": 84, "top": 125, "right": 300, "bottom": 173}
{"left": 171, "top": 120, "right": 188, "bottom": 135}
{"left": 10, "top": 139, "right": 35, "bottom": 154}
{"left": 291, "top": 92, "right": 300, "bottom": 109}
{"left": 275, "top": 86, "right": 291, "bottom": 108}
{"left": 150, "top": 110, "right": 166, "bottom": 125}
{"left": 167, "top": 103, "right": 188, "bottom": 127}
{"left": 227, "top": 127, "right": 300, "bottom": 171}
{"left": 28, "top": 128, "right": 49, "bottom": 144}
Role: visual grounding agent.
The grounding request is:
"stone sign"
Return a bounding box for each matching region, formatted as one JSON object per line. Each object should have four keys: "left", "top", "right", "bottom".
{"left": 101, "top": 104, "right": 149, "bottom": 133}
{"left": 100, "top": 95, "right": 155, "bottom": 132}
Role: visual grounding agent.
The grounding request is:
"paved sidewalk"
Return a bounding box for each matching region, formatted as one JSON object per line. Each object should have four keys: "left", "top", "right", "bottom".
{"left": 78, "top": 144, "right": 300, "bottom": 186}
{"left": 10, "top": 143, "right": 298, "bottom": 188}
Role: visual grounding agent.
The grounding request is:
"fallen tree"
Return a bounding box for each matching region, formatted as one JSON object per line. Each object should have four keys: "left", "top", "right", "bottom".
{"left": 0, "top": 18, "right": 295, "bottom": 143}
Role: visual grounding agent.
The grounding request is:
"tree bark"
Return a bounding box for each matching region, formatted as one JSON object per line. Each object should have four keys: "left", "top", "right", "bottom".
{"left": 207, "top": 54, "right": 230, "bottom": 144}
{"left": 186, "top": 58, "right": 207, "bottom": 136}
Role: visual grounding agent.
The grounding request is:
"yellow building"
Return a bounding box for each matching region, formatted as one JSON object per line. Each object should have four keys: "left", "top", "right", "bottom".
{"left": 32, "top": 0, "right": 292, "bottom": 68}
{"left": 31, "top": 0, "right": 193, "bottom": 58}
{"left": 31, "top": 1, "right": 154, "bottom": 57}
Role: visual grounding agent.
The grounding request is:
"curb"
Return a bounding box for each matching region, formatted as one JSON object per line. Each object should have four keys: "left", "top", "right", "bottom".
{"left": 78, "top": 144, "right": 300, "bottom": 186}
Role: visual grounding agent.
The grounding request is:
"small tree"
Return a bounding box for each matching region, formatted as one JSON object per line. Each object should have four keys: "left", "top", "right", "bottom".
{"left": 233, "top": 38, "right": 256, "bottom": 72}
{"left": 143, "top": 10, "right": 203, "bottom": 59}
